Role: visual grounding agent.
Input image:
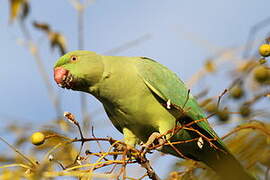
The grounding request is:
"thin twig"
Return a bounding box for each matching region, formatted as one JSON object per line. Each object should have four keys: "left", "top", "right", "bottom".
{"left": 243, "top": 17, "right": 270, "bottom": 58}
{"left": 217, "top": 89, "right": 227, "bottom": 110}
{"left": 91, "top": 126, "right": 105, "bottom": 152}
{"left": 0, "top": 136, "right": 37, "bottom": 167}
{"left": 183, "top": 89, "right": 191, "bottom": 109}
{"left": 222, "top": 125, "right": 270, "bottom": 139}
{"left": 103, "top": 34, "right": 152, "bottom": 55}
{"left": 18, "top": 22, "right": 62, "bottom": 117}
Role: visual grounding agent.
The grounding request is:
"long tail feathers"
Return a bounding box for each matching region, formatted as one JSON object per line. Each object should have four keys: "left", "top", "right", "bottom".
{"left": 202, "top": 144, "right": 255, "bottom": 180}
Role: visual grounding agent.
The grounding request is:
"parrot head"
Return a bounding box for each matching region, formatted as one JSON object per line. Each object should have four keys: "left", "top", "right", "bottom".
{"left": 54, "top": 50, "right": 104, "bottom": 92}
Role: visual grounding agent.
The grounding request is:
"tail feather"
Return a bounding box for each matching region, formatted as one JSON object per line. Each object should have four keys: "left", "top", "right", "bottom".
{"left": 180, "top": 116, "right": 255, "bottom": 180}
{"left": 162, "top": 127, "right": 255, "bottom": 179}
{"left": 203, "top": 148, "right": 255, "bottom": 180}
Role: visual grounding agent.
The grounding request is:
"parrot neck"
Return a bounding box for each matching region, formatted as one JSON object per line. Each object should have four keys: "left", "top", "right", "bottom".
{"left": 87, "top": 55, "right": 112, "bottom": 98}
{"left": 87, "top": 55, "right": 131, "bottom": 107}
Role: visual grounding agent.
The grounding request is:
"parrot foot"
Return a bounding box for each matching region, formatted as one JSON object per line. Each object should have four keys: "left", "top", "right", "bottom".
{"left": 111, "top": 143, "right": 135, "bottom": 160}
{"left": 141, "top": 132, "right": 166, "bottom": 151}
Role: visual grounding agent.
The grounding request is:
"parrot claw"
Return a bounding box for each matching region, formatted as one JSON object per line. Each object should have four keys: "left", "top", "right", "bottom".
{"left": 141, "top": 132, "right": 166, "bottom": 151}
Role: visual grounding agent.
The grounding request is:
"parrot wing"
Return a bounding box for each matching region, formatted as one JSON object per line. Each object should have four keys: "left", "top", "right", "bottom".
{"left": 135, "top": 57, "right": 225, "bottom": 147}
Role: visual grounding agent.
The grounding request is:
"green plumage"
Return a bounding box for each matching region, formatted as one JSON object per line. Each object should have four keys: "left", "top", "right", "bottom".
{"left": 54, "top": 51, "right": 255, "bottom": 180}
{"left": 136, "top": 57, "right": 222, "bottom": 142}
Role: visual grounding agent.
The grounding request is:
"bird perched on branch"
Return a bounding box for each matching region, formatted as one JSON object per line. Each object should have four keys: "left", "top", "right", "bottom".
{"left": 54, "top": 50, "right": 255, "bottom": 180}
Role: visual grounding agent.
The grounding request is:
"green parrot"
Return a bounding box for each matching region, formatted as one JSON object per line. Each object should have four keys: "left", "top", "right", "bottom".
{"left": 54, "top": 50, "right": 254, "bottom": 180}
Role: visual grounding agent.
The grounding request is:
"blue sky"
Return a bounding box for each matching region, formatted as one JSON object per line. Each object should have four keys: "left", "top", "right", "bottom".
{"left": 1, "top": 0, "right": 270, "bottom": 178}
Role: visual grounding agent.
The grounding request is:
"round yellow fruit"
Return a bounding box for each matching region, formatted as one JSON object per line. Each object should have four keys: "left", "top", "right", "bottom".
{"left": 204, "top": 103, "right": 217, "bottom": 113}
{"left": 259, "top": 58, "right": 267, "bottom": 64}
{"left": 217, "top": 109, "right": 230, "bottom": 122}
{"left": 253, "top": 66, "right": 269, "bottom": 83}
{"left": 31, "top": 132, "right": 45, "bottom": 146}
{"left": 259, "top": 44, "right": 270, "bottom": 57}
{"left": 230, "top": 85, "right": 244, "bottom": 99}
{"left": 239, "top": 104, "right": 251, "bottom": 117}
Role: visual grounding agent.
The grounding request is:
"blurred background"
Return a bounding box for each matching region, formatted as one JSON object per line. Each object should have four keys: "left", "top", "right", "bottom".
{"left": 0, "top": 0, "right": 270, "bottom": 179}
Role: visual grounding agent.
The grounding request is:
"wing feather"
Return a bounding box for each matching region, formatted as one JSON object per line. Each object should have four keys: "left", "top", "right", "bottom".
{"left": 135, "top": 57, "right": 224, "bottom": 145}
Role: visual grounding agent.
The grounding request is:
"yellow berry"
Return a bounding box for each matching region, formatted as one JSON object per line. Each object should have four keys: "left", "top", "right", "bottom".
{"left": 230, "top": 85, "right": 244, "bottom": 99}
{"left": 239, "top": 104, "right": 251, "bottom": 117}
{"left": 259, "top": 58, "right": 267, "bottom": 64}
{"left": 204, "top": 60, "right": 216, "bottom": 72}
{"left": 253, "top": 66, "right": 270, "bottom": 83}
{"left": 204, "top": 103, "right": 217, "bottom": 113}
{"left": 31, "top": 132, "right": 45, "bottom": 146}
{"left": 259, "top": 44, "right": 270, "bottom": 57}
{"left": 217, "top": 109, "right": 230, "bottom": 122}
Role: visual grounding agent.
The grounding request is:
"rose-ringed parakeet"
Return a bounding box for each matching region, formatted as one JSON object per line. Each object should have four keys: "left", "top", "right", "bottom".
{"left": 54, "top": 50, "right": 255, "bottom": 180}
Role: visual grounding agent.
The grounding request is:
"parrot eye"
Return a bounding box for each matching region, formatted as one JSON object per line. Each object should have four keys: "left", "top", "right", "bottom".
{"left": 70, "top": 55, "right": 78, "bottom": 62}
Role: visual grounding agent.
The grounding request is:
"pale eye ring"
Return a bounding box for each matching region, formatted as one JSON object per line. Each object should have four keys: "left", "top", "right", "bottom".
{"left": 70, "top": 55, "right": 78, "bottom": 61}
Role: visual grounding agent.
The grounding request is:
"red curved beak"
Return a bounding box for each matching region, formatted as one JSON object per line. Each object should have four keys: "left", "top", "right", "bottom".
{"left": 54, "top": 67, "right": 69, "bottom": 85}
